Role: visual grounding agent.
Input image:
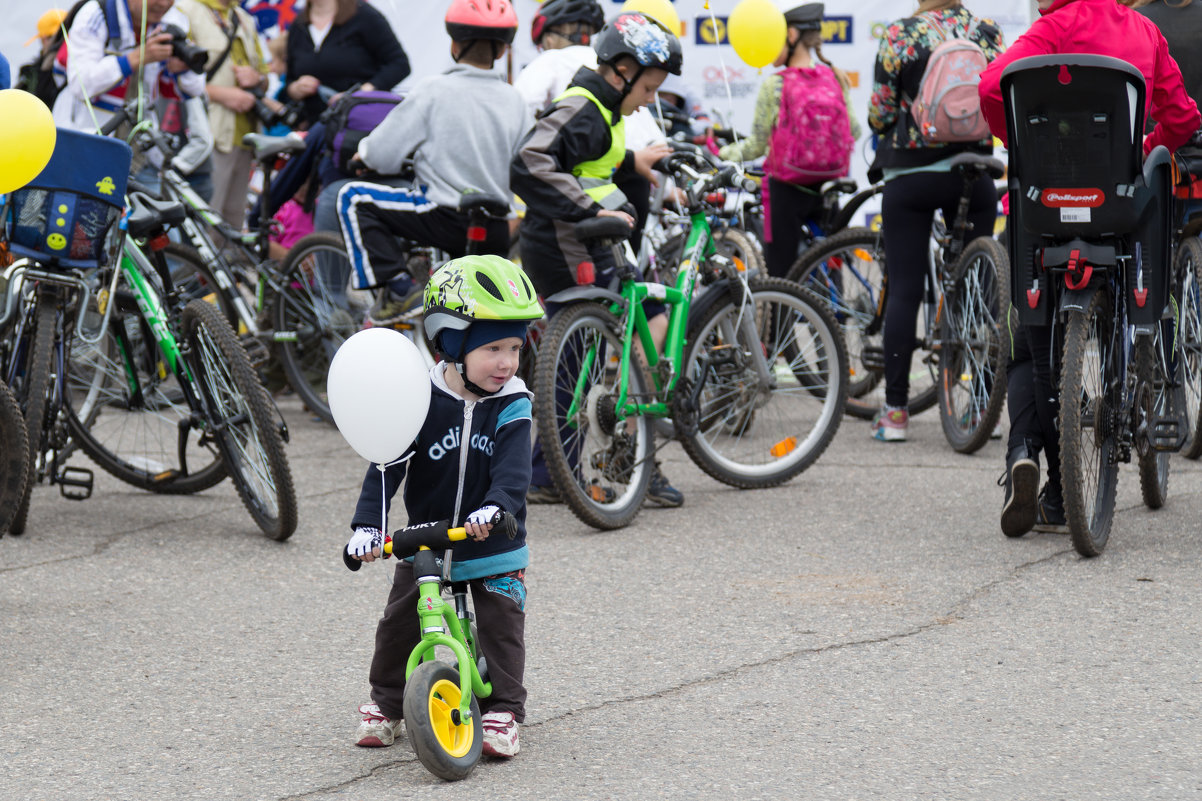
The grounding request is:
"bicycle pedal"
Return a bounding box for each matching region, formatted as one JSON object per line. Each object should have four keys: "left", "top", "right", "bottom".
{"left": 860, "top": 344, "right": 886, "bottom": 372}
{"left": 56, "top": 466, "right": 94, "bottom": 501}
{"left": 238, "top": 334, "right": 271, "bottom": 369}
{"left": 1150, "top": 418, "right": 1185, "bottom": 452}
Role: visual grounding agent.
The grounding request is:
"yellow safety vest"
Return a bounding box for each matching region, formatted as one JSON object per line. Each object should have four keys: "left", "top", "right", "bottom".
{"left": 555, "top": 85, "right": 628, "bottom": 210}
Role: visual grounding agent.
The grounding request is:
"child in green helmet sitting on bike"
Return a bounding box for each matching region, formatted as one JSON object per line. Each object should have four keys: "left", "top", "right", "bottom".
{"left": 344, "top": 255, "right": 543, "bottom": 758}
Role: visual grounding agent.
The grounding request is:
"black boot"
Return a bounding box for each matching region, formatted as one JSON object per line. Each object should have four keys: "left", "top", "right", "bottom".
{"left": 645, "top": 462, "right": 684, "bottom": 507}
{"left": 1033, "top": 480, "right": 1068, "bottom": 534}
{"left": 999, "top": 443, "right": 1039, "bottom": 538}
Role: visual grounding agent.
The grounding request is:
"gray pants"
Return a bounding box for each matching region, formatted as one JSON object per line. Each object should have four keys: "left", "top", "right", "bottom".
{"left": 370, "top": 560, "right": 527, "bottom": 723}
{"left": 209, "top": 147, "right": 255, "bottom": 232}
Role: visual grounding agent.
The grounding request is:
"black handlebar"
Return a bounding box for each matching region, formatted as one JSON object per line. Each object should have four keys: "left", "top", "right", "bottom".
{"left": 342, "top": 510, "right": 517, "bottom": 572}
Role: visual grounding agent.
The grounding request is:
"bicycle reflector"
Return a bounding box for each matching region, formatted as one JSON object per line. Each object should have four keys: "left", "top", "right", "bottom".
{"left": 770, "top": 436, "right": 797, "bottom": 457}
{"left": 467, "top": 225, "right": 487, "bottom": 242}
{"left": 576, "top": 261, "right": 595, "bottom": 285}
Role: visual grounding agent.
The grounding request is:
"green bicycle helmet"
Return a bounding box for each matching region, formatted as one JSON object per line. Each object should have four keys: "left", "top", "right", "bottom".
{"left": 424, "top": 254, "right": 542, "bottom": 363}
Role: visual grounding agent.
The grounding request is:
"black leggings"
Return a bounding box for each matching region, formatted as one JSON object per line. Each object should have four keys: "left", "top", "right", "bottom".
{"left": 1006, "top": 321, "right": 1061, "bottom": 483}
{"left": 764, "top": 177, "right": 823, "bottom": 278}
{"left": 880, "top": 170, "right": 997, "bottom": 408}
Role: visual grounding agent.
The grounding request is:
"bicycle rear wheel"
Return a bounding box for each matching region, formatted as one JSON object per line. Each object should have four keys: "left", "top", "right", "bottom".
{"left": 9, "top": 297, "right": 56, "bottom": 536}
{"left": 181, "top": 300, "right": 297, "bottom": 540}
{"left": 680, "top": 278, "right": 847, "bottom": 487}
{"left": 0, "top": 378, "right": 30, "bottom": 537}
{"left": 1176, "top": 237, "right": 1202, "bottom": 458}
{"left": 272, "top": 231, "right": 370, "bottom": 424}
{"left": 533, "top": 302, "right": 652, "bottom": 530}
{"left": 1059, "top": 291, "right": 1120, "bottom": 557}
{"left": 786, "top": 228, "right": 938, "bottom": 419}
{"left": 65, "top": 299, "right": 227, "bottom": 494}
{"left": 937, "top": 236, "right": 1010, "bottom": 453}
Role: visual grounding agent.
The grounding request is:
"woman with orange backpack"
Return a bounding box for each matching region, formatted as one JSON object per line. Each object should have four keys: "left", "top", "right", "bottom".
{"left": 866, "top": 0, "right": 1005, "bottom": 442}
{"left": 719, "top": 3, "right": 860, "bottom": 280}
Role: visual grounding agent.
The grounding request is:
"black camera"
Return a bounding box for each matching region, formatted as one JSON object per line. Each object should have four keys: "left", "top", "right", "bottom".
{"left": 249, "top": 87, "right": 302, "bottom": 129}
{"left": 159, "top": 24, "right": 209, "bottom": 74}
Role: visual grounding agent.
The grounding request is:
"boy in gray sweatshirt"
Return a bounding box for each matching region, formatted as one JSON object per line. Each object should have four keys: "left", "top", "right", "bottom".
{"left": 336, "top": 7, "right": 531, "bottom": 325}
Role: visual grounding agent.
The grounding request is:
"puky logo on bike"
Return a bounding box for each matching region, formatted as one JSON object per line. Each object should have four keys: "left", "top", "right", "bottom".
{"left": 427, "top": 425, "right": 495, "bottom": 460}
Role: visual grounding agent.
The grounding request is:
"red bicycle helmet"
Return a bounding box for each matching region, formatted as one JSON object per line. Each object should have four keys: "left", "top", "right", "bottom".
{"left": 445, "top": 0, "right": 518, "bottom": 45}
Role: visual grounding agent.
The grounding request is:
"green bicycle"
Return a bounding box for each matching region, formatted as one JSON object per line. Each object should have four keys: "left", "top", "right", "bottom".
{"left": 342, "top": 511, "right": 516, "bottom": 781}
{"left": 534, "top": 144, "right": 849, "bottom": 529}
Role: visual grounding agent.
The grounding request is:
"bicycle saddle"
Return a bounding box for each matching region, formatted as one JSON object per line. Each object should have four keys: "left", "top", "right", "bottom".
{"left": 947, "top": 152, "right": 1005, "bottom": 179}
{"left": 126, "top": 192, "right": 186, "bottom": 238}
{"left": 575, "top": 216, "right": 632, "bottom": 244}
{"left": 458, "top": 193, "right": 510, "bottom": 218}
{"left": 241, "top": 132, "right": 308, "bottom": 161}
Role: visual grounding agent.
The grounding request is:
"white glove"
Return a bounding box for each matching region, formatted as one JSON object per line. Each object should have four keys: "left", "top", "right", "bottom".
{"left": 466, "top": 505, "right": 500, "bottom": 527}
{"left": 346, "top": 526, "right": 383, "bottom": 559}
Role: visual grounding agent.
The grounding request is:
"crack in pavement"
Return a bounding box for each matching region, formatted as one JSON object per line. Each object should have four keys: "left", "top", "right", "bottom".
{"left": 276, "top": 545, "right": 1074, "bottom": 799}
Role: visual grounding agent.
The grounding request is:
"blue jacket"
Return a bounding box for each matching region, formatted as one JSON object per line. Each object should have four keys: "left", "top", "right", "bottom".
{"left": 351, "top": 362, "right": 532, "bottom": 581}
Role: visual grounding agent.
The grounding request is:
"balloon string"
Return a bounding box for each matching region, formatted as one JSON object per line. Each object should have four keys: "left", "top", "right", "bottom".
{"left": 375, "top": 452, "right": 415, "bottom": 536}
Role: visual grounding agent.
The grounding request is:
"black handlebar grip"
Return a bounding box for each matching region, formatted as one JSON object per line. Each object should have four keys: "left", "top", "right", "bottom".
{"left": 99, "top": 108, "right": 129, "bottom": 136}
{"left": 342, "top": 546, "right": 362, "bottom": 572}
{"left": 494, "top": 510, "right": 518, "bottom": 540}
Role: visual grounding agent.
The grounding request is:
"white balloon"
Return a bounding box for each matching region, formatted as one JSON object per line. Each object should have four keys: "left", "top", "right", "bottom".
{"left": 327, "top": 328, "right": 432, "bottom": 464}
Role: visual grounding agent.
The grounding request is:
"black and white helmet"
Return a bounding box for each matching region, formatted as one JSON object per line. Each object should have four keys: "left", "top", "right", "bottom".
{"left": 530, "top": 0, "right": 605, "bottom": 45}
{"left": 593, "top": 12, "right": 683, "bottom": 76}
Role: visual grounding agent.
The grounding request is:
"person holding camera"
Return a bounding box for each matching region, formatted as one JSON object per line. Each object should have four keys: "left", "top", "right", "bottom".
{"left": 178, "top": 0, "right": 270, "bottom": 231}
{"left": 52, "top": 0, "right": 205, "bottom": 135}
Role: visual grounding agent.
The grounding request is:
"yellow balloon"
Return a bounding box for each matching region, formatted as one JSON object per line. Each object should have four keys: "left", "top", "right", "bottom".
{"left": 728, "top": 0, "right": 787, "bottom": 69}
{"left": 620, "top": 0, "right": 682, "bottom": 37}
{"left": 0, "top": 90, "right": 57, "bottom": 196}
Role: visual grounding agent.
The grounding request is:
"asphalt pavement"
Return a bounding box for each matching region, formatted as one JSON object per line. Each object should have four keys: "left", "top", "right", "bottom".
{"left": 2, "top": 398, "right": 1201, "bottom": 800}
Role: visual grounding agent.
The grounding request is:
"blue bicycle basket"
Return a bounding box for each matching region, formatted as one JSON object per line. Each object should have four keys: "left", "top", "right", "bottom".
{"left": 6, "top": 129, "right": 132, "bottom": 270}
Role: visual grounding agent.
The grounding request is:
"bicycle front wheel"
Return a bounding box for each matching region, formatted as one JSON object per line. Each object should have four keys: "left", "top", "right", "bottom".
{"left": 1059, "top": 291, "right": 1120, "bottom": 557}
{"left": 533, "top": 303, "right": 652, "bottom": 530}
{"left": 65, "top": 301, "right": 227, "bottom": 494}
{"left": 937, "top": 236, "right": 1010, "bottom": 453}
{"left": 1176, "top": 237, "right": 1202, "bottom": 458}
{"left": 402, "top": 660, "right": 482, "bottom": 781}
{"left": 0, "top": 379, "right": 30, "bottom": 537}
{"left": 680, "top": 278, "right": 847, "bottom": 487}
{"left": 272, "top": 231, "right": 367, "bottom": 424}
{"left": 181, "top": 300, "right": 297, "bottom": 540}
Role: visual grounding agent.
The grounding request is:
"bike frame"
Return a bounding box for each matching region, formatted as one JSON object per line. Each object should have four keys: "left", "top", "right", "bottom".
{"left": 404, "top": 545, "right": 491, "bottom": 726}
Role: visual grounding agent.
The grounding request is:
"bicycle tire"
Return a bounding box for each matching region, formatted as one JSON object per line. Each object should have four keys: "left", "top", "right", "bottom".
{"left": 533, "top": 302, "right": 652, "bottom": 530}
{"left": 937, "top": 236, "right": 1010, "bottom": 453}
{"left": 0, "top": 379, "right": 30, "bottom": 537}
{"left": 786, "top": 228, "right": 939, "bottom": 419}
{"left": 9, "top": 298, "right": 56, "bottom": 536}
{"left": 1135, "top": 336, "right": 1171, "bottom": 510}
{"left": 1059, "top": 291, "right": 1120, "bottom": 557}
{"left": 65, "top": 300, "right": 228, "bottom": 495}
{"left": 181, "top": 300, "right": 297, "bottom": 540}
{"left": 402, "top": 660, "right": 482, "bottom": 781}
{"left": 163, "top": 242, "right": 236, "bottom": 323}
{"left": 1176, "top": 237, "right": 1202, "bottom": 458}
{"left": 272, "top": 231, "right": 367, "bottom": 425}
{"left": 680, "top": 278, "right": 847, "bottom": 487}
{"left": 713, "top": 227, "right": 766, "bottom": 278}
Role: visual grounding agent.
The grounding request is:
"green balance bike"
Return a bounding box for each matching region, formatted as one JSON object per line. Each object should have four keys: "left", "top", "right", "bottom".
{"left": 343, "top": 510, "right": 516, "bottom": 780}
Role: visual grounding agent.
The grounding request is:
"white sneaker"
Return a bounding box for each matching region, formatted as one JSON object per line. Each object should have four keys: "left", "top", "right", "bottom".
{"left": 480, "top": 711, "right": 520, "bottom": 757}
{"left": 355, "top": 703, "right": 404, "bottom": 747}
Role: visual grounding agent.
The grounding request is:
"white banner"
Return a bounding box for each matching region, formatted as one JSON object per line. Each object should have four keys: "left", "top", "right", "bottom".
{"left": 2, "top": 0, "right": 1033, "bottom": 214}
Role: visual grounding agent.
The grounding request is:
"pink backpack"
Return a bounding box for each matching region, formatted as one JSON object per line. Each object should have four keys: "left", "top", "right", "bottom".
{"left": 766, "top": 66, "right": 854, "bottom": 185}
{"left": 910, "top": 14, "right": 991, "bottom": 143}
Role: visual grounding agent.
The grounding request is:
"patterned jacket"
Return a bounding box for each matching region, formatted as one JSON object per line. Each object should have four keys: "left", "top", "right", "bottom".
{"left": 867, "top": 6, "right": 1005, "bottom": 179}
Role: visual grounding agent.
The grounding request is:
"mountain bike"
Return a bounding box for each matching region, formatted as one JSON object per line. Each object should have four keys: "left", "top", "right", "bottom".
{"left": 535, "top": 144, "right": 848, "bottom": 529}
{"left": 64, "top": 191, "right": 298, "bottom": 539}
{"left": 342, "top": 511, "right": 517, "bottom": 781}
{"left": 786, "top": 153, "right": 1010, "bottom": 453}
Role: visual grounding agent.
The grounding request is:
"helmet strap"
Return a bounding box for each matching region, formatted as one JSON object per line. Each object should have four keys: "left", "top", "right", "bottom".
{"left": 457, "top": 361, "right": 502, "bottom": 397}
{"left": 616, "top": 63, "right": 646, "bottom": 107}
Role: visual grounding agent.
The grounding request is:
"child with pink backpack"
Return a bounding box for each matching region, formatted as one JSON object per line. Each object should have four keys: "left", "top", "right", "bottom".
{"left": 719, "top": 3, "right": 860, "bottom": 279}
{"left": 865, "top": 0, "right": 1004, "bottom": 443}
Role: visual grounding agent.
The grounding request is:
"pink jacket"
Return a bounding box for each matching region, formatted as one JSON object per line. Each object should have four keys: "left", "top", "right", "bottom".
{"left": 979, "top": 0, "right": 1200, "bottom": 155}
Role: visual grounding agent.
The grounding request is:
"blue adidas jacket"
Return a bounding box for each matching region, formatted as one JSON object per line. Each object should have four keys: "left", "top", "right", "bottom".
{"left": 351, "top": 362, "right": 532, "bottom": 581}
